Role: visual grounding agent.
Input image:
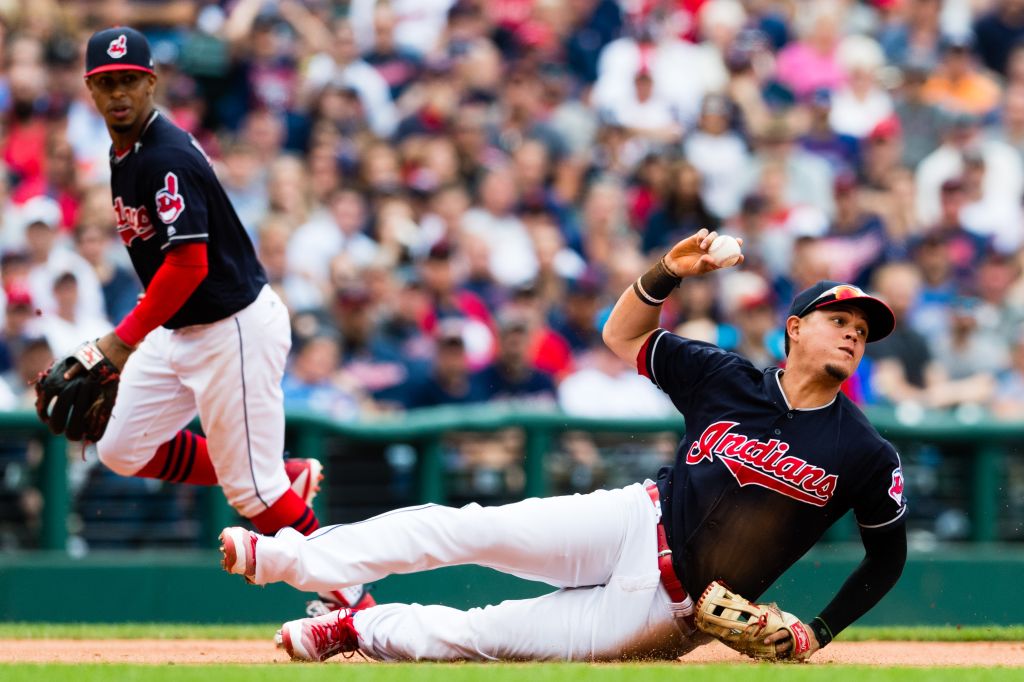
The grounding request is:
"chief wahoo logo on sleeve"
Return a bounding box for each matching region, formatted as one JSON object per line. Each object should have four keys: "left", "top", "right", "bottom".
{"left": 888, "top": 467, "right": 904, "bottom": 505}
{"left": 155, "top": 172, "right": 186, "bottom": 224}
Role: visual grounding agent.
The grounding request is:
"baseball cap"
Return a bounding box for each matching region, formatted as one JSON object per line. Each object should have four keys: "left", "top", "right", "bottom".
{"left": 868, "top": 115, "right": 901, "bottom": 143}
{"left": 20, "top": 195, "right": 62, "bottom": 230}
{"left": 84, "top": 27, "right": 155, "bottom": 79}
{"left": 788, "top": 281, "right": 895, "bottom": 342}
{"left": 335, "top": 286, "right": 372, "bottom": 309}
{"left": 940, "top": 32, "right": 975, "bottom": 53}
{"left": 4, "top": 285, "right": 32, "bottom": 310}
{"left": 436, "top": 319, "right": 466, "bottom": 347}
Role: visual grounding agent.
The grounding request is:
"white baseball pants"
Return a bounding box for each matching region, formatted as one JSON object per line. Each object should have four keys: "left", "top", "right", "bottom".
{"left": 96, "top": 285, "right": 291, "bottom": 517}
{"left": 255, "top": 482, "right": 693, "bottom": 661}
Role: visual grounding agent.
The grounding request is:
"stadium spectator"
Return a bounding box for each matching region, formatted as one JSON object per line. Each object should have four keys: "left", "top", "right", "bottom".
{"left": 992, "top": 327, "right": 1024, "bottom": 420}
{"left": 774, "top": 1, "right": 847, "bottom": 99}
{"left": 21, "top": 196, "right": 105, "bottom": 322}
{"left": 282, "top": 332, "right": 365, "bottom": 421}
{"left": 557, "top": 344, "right": 674, "bottom": 418}
{"left": 820, "top": 173, "right": 890, "bottom": 289}
{"left": 915, "top": 111, "right": 1023, "bottom": 227}
{"left": 987, "top": 85, "right": 1024, "bottom": 168}
{"left": 73, "top": 222, "right": 141, "bottom": 324}
{"left": 921, "top": 33, "right": 1001, "bottom": 118}
{"left": 868, "top": 262, "right": 993, "bottom": 408}
{"left": 829, "top": 34, "right": 893, "bottom": 139}
{"left": 879, "top": 0, "right": 943, "bottom": 70}
{"left": 973, "top": 0, "right": 1024, "bottom": 76}
{"left": 477, "top": 312, "right": 557, "bottom": 406}
{"left": 642, "top": 160, "right": 719, "bottom": 255}
{"left": 745, "top": 115, "right": 836, "bottom": 221}
{"left": 38, "top": 271, "right": 110, "bottom": 358}
{"left": 403, "top": 320, "right": 489, "bottom": 409}
{"left": 685, "top": 93, "right": 751, "bottom": 218}
{"left": 0, "top": 286, "right": 39, "bottom": 376}
{"left": 892, "top": 58, "right": 946, "bottom": 169}
{"left": 797, "top": 87, "right": 859, "bottom": 176}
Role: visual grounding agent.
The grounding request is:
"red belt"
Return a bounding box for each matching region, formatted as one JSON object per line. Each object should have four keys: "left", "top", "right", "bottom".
{"left": 646, "top": 483, "right": 696, "bottom": 630}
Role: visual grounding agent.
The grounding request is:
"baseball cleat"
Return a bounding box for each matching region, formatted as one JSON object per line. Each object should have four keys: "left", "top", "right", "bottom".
{"left": 306, "top": 585, "right": 377, "bottom": 617}
{"left": 219, "top": 526, "right": 258, "bottom": 583}
{"left": 285, "top": 458, "right": 324, "bottom": 507}
{"left": 276, "top": 608, "right": 360, "bottom": 662}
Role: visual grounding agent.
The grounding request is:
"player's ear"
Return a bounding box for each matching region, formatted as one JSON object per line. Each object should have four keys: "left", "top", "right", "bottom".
{"left": 785, "top": 315, "right": 801, "bottom": 352}
{"left": 146, "top": 73, "right": 157, "bottom": 95}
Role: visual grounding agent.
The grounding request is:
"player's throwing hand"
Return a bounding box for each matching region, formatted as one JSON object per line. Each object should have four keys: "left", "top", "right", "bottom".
{"left": 663, "top": 228, "right": 745, "bottom": 279}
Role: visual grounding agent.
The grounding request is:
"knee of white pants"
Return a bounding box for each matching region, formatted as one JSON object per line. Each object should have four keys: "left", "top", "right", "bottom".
{"left": 228, "top": 481, "right": 289, "bottom": 519}
{"left": 95, "top": 431, "right": 151, "bottom": 476}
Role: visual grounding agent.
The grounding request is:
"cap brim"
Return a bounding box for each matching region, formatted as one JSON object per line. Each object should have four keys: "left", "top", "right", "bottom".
{"left": 84, "top": 64, "right": 155, "bottom": 78}
{"left": 815, "top": 296, "right": 895, "bottom": 342}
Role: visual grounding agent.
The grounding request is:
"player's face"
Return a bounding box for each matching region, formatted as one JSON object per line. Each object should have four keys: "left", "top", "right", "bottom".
{"left": 85, "top": 70, "right": 157, "bottom": 134}
{"left": 800, "top": 306, "right": 869, "bottom": 382}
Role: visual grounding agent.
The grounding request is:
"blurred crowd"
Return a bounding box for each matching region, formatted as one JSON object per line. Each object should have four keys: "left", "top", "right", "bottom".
{"left": 1, "top": 0, "right": 1024, "bottom": 546}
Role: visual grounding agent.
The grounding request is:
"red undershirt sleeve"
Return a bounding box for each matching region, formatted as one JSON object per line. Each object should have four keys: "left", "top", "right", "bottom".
{"left": 114, "top": 242, "right": 208, "bottom": 346}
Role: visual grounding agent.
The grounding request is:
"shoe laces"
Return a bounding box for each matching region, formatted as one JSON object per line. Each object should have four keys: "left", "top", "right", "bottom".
{"left": 310, "top": 611, "right": 357, "bottom": 659}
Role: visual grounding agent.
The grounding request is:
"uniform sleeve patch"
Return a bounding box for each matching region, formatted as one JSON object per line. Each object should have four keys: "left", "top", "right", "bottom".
{"left": 888, "top": 466, "right": 904, "bottom": 505}
{"left": 155, "top": 172, "right": 186, "bottom": 224}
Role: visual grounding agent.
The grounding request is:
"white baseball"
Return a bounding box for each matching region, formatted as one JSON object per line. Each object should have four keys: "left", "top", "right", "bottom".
{"left": 708, "top": 235, "right": 742, "bottom": 268}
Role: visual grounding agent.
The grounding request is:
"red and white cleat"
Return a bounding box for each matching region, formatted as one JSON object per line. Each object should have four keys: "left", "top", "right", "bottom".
{"left": 276, "top": 608, "right": 361, "bottom": 662}
{"left": 306, "top": 585, "right": 377, "bottom": 617}
{"left": 285, "top": 458, "right": 323, "bottom": 507}
{"left": 218, "top": 526, "right": 258, "bottom": 584}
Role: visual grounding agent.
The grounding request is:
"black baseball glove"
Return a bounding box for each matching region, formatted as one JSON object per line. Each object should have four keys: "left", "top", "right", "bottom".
{"left": 35, "top": 339, "right": 121, "bottom": 442}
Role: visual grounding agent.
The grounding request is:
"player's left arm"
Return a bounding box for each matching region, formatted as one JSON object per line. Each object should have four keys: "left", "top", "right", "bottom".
{"left": 773, "top": 442, "right": 909, "bottom": 656}
{"left": 787, "top": 522, "right": 907, "bottom": 655}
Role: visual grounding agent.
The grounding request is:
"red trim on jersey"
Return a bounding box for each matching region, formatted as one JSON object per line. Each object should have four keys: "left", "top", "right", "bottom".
{"left": 636, "top": 331, "right": 657, "bottom": 379}
{"left": 114, "top": 242, "right": 208, "bottom": 346}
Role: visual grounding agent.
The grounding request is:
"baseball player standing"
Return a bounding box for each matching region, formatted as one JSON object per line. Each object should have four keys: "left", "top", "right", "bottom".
{"left": 219, "top": 229, "right": 906, "bottom": 663}
{"left": 35, "top": 27, "right": 372, "bottom": 613}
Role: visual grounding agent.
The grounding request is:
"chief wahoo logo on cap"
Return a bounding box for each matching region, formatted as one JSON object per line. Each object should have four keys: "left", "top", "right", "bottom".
{"left": 107, "top": 34, "right": 127, "bottom": 59}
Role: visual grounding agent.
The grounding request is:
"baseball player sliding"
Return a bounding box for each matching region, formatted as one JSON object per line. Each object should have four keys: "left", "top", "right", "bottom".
{"left": 220, "top": 229, "right": 907, "bottom": 663}
{"left": 33, "top": 27, "right": 373, "bottom": 614}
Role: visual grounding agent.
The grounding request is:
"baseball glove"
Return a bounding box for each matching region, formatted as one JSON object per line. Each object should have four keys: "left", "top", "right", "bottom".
{"left": 34, "top": 339, "right": 121, "bottom": 442}
{"left": 695, "top": 580, "right": 814, "bottom": 662}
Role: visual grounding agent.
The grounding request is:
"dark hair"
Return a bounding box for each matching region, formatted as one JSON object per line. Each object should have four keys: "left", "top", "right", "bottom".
{"left": 660, "top": 161, "right": 719, "bottom": 227}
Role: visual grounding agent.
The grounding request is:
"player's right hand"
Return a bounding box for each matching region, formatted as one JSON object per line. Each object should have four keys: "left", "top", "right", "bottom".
{"left": 663, "top": 229, "right": 744, "bottom": 278}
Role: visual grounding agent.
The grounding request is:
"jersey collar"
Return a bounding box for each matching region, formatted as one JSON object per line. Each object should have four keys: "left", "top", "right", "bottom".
{"left": 110, "top": 110, "right": 161, "bottom": 165}
{"left": 771, "top": 369, "right": 837, "bottom": 412}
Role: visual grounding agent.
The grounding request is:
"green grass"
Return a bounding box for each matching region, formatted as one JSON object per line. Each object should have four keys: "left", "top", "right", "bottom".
{"left": 0, "top": 623, "right": 1021, "bottom": 641}
{"left": 0, "top": 664, "right": 1021, "bottom": 681}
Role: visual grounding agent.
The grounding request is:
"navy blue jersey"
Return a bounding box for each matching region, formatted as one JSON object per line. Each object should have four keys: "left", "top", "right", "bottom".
{"left": 110, "top": 111, "right": 266, "bottom": 327}
{"left": 641, "top": 329, "right": 906, "bottom": 600}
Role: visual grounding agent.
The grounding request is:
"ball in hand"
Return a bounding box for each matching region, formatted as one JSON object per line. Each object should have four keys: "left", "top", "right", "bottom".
{"left": 708, "top": 235, "right": 742, "bottom": 268}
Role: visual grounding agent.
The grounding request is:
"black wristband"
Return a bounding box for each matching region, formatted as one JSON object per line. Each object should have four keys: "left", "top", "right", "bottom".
{"left": 810, "top": 617, "right": 833, "bottom": 648}
{"left": 633, "top": 256, "right": 682, "bottom": 306}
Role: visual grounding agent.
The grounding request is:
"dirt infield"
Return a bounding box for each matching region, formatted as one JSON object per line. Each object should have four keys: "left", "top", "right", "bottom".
{"left": 0, "top": 639, "right": 1021, "bottom": 666}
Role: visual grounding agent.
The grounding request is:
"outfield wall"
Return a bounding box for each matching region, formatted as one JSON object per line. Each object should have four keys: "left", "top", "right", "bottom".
{"left": 0, "top": 545, "right": 1020, "bottom": 625}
